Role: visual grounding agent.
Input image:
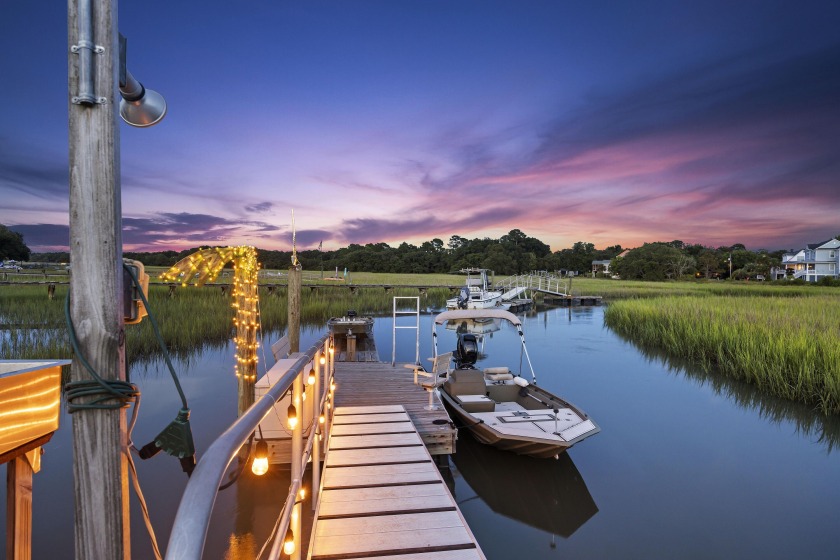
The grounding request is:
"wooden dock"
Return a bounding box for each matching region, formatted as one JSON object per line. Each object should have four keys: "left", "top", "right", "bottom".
{"left": 333, "top": 362, "right": 456, "bottom": 456}
{"left": 308, "top": 405, "right": 484, "bottom": 560}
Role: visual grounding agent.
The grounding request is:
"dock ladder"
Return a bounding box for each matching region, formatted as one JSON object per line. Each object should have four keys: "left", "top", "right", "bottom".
{"left": 391, "top": 296, "right": 420, "bottom": 366}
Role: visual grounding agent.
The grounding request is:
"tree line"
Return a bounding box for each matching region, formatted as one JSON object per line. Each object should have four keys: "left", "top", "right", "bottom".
{"left": 15, "top": 224, "right": 823, "bottom": 281}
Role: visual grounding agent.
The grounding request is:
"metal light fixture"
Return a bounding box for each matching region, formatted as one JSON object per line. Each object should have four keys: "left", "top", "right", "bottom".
{"left": 119, "top": 70, "right": 167, "bottom": 127}
{"left": 251, "top": 440, "right": 269, "bottom": 476}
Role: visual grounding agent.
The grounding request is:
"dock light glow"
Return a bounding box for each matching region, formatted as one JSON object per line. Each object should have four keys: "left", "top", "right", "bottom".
{"left": 251, "top": 440, "right": 269, "bottom": 476}
{"left": 319, "top": 354, "right": 326, "bottom": 365}
{"left": 159, "top": 246, "right": 260, "bottom": 382}
{"left": 283, "top": 527, "right": 295, "bottom": 555}
{"left": 308, "top": 368, "right": 316, "bottom": 385}
{"left": 287, "top": 404, "right": 298, "bottom": 429}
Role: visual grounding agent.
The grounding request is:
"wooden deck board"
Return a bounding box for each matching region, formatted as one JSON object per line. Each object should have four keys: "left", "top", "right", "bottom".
{"left": 328, "top": 432, "right": 424, "bottom": 449}
{"left": 349, "top": 551, "right": 483, "bottom": 560}
{"left": 330, "top": 423, "right": 417, "bottom": 436}
{"left": 333, "top": 362, "right": 456, "bottom": 455}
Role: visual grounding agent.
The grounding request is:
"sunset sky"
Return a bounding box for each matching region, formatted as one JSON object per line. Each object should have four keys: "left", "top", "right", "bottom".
{"left": 2, "top": 1, "right": 838, "bottom": 253}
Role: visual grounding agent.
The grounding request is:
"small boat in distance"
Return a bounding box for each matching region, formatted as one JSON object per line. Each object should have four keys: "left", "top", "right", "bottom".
{"left": 326, "top": 310, "right": 373, "bottom": 339}
{"left": 446, "top": 268, "right": 508, "bottom": 310}
{"left": 429, "top": 308, "right": 599, "bottom": 458}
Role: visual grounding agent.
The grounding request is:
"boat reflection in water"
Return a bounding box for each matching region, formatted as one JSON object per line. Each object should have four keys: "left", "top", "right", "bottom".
{"left": 450, "top": 431, "right": 598, "bottom": 539}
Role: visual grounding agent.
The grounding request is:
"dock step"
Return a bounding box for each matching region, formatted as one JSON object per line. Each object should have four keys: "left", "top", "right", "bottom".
{"left": 309, "top": 405, "right": 484, "bottom": 560}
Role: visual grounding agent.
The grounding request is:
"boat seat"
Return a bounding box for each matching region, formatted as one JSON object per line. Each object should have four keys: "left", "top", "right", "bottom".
{"left": 408, "top": 352, "right": 452, "bottom": 411}
{"left": 455, "top": 394, "right": 495, "bottom": 413}
{"left": 484, "top": 366, "right": 513, "bottom": 382}
{"left": 444, "top": 368, "right": 487, "bottom": 396}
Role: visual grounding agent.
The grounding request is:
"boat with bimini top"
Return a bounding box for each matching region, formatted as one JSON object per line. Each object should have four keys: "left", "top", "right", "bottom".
{"left": 414, "top": 308, "right": 599, "bottom": 458}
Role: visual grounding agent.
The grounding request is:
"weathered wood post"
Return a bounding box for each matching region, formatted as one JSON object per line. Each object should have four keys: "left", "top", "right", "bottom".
{"left": 68, "top": 0, "right": 130, "bottom": 557}
{"left": 6, "top": 455, "right": 34, "bottom": 560}
{"left": 288, "top": 265, "right": 301, "bottom": 354}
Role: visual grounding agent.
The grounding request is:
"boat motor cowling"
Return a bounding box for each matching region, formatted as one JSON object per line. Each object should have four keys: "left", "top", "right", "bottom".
{"left": 455, "top": 333, "right": 479, "bottom": 368}
{"left": 457, "top": 286, "right": 470, "bottom": 309}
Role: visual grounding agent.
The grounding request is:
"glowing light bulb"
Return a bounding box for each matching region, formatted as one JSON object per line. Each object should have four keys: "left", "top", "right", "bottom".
{"left": 283, "top": 528, "right": 295, "bottom": 555}
{"left": 319, "top": 355, "right": 326, "bottom": 365}
{"left": 307, "top": 368, "right": 316, "bottom": 385}
{"left": 251, "top": 440, "right": 269, "bottom": 476}
{"left": 299, "top": 487, "right": 306, "bottom": 500}
{"left": 287, "top": 404, "right": 298, "bottom": 429}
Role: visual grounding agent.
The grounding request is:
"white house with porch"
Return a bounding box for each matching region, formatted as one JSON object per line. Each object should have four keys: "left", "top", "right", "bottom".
{"left": 772, "top": 238, "right": 840, "bottom": 282}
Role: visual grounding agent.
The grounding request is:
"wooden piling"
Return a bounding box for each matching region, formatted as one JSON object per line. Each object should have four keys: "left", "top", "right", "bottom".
{"left": 289, "top": 266, "right": 301, "bottom": 354}
{"left": 68, "top": 0, "right": 130, "bottom": 556}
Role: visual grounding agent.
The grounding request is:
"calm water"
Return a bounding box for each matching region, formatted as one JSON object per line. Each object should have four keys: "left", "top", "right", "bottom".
{"left": 3, "top": 306, "right": 839, "bottom": 559}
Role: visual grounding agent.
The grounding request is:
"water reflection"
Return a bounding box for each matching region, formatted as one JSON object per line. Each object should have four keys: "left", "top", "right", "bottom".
{"left": 614, "top": 331, "right": 840, "bottom": 453}
{"left": 450, "top": 432, "right": 598, "bottom": 538}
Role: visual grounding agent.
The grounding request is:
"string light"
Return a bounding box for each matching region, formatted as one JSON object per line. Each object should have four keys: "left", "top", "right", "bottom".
{"left": 251, "top": 440, "right": 269, "bottom": 476}
{"left": 283, "top": 527, "right": 295, "bottom": 555}
{"left": 160, "top": 246, "right": 260, "bottom": 383}
{"left": 319, "top": 354, "right": 326, "bottom": 365}
{"left": 287, "top": 404, "right": 298, "bottom": 429}
{"left": 307, "top": 368, "right": 316, "bottom": 386}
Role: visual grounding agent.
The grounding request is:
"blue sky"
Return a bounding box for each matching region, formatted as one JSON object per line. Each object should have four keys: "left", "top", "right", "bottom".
{"left": 2, "top": 1, "right": 839, "bottom": 252}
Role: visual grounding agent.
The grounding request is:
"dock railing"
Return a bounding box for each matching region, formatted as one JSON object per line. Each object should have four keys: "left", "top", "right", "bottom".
{"left": 165, "top": 333, "right": 333, "bottom": 560}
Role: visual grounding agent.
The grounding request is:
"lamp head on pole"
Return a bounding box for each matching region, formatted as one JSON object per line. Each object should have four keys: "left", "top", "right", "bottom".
{"left": 119, "top": 71, "right": 167, "bottom": 127}
{"left": 118, "top": 36, "right": 166, "bottom": 127}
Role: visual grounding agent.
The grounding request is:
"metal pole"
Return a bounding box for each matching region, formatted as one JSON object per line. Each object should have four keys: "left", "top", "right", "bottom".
{"left": 68, "top": 0, "right": 129, "bottom": 557}
{"left": 312, "top": 347, "right": 322, "bottom": 512}
{"left": 291, "top": 371, "right": 302, "bottom": 560}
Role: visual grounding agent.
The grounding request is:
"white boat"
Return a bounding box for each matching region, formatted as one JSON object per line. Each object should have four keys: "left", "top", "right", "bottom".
{"left": 421, "top": 309, "right": 600, "bottom": 458}
{"left": 446, "top": 268, "right": 507, "bottom": 310}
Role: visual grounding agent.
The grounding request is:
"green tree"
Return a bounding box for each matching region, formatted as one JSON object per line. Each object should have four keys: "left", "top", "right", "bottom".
{"left": 611, "top": 243, "right": 687, "bottom": 281}
{"left": 0, "top": 224, "right": 31, "bottom": 261}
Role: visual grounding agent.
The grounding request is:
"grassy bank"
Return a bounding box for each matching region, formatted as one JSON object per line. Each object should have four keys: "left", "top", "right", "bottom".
{"left": 605, "top": 295, "right": 840, "bottom": 415}
{"left": 0, "top": 284, "right": 449, "bottom": 362}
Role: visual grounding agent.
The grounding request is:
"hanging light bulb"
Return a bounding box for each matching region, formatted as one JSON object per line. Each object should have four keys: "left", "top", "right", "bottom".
{"left": 319, "top": 414, "right": 325, "bottom": 424}
{"left": 251, "top": 440, "right": 269, "bottom": 476}
{"left": 307, "top": 368, "right": 316, "bottom": 385}
{"left": 301, "top": 391, "right": 307, "bottom": 402}
{"left": 283, "top": 527, "right": 295, "bottom": 555}
{"left": 319, "top": 354, "right": 326, "bottom": 365}
{"left": 287, "top": 404, "right": 298, "bottom": 429}
{"left": 330, "top": 381, "right": 336, "bottom": 393}
{"left": 299, "top": 487, "right": 306, "bottom": 500}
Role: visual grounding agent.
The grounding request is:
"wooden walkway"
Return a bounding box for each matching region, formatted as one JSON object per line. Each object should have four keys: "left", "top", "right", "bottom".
{"left": 308, "top": 405, "right": 484, "bottom": 560}
{"left": 333, "top": 362, "right": 456, "bottom": 455}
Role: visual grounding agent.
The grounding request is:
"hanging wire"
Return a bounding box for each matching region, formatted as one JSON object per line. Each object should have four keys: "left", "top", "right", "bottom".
{"left": 63, "top": 291, "right": 140, "bottom": 412}
{"left": 124, "top": 263, "right": 189, "bottom": 409}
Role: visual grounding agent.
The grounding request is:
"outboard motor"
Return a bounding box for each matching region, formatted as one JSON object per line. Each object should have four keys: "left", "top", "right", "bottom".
{"left": 347, "top": 310, "right": 357, "bottom": 318}
{"left": 455, "top": 333, "right": 478, "bottom": 369}
{"left": 457, "top": 286, "right": 470, "bottom": 309}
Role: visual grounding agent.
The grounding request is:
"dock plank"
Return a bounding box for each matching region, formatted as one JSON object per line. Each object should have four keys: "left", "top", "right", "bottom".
{"left": 328, "top": 432, "right": 423, "bottom": 449}
{"left": 332, "top": 412, "right": 410, "bottom": 424}
{"left": 331, "top": 423, "right": 416, "bottom": 436}
{"left": 325, "top": 446, "right": 429, "bottom": 467}
{"left": 349, "top": 552, "right": 483, "bottom": 560}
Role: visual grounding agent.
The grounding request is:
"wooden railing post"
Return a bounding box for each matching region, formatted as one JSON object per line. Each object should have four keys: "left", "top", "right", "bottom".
{"left": 288, "top": 266, "right": 301, "bottom": 354}
{"left": 312, "top": 347, "right": 322, "bottom": 512}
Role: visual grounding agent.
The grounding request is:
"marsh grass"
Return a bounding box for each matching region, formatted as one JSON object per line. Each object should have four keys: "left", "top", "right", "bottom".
{"left": 605, "top": 295, "right": 840, "bottom": 415}
{"left": 0, "top": 284, "right": 449, "bottom": 363}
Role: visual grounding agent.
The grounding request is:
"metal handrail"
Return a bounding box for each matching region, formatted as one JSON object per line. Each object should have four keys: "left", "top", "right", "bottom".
{"left": 165, "top": 334, "right": 331, "bottom": 560}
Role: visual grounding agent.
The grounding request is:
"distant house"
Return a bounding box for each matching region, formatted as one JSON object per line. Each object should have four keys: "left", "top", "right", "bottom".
{"left": 771, "top": 238, "right": 840, "bottom": 282}
{"left": 591, "top": 260, "right": 612, "bottom": 276}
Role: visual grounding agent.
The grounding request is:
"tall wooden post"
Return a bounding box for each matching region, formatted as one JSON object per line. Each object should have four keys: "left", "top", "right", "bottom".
{"left": 288, "top": 266, "right": 301, "bottom": 353}
{"left": 6, "top": 456, "right": 34, "bottom": 560}
{"left": 68, "top": 0, "right": 130, "bottom": 558}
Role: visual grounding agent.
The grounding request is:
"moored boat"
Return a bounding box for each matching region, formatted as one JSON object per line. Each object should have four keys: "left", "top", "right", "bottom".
{"left": 326, "top": 310, "right": 373, "bottom": 339}
{"left": 446, "top": 268, "right": 508, "bottom": 310}
{"left": 428, "top": 309, "right": 599, "bottom": 458}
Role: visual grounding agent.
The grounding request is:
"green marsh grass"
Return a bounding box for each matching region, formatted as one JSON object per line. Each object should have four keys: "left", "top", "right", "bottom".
{"left": 605, "top": 295, "right": 840, "bottom": 415}
{"left": 0, "top": 283, "right": 449, "bottom": 363}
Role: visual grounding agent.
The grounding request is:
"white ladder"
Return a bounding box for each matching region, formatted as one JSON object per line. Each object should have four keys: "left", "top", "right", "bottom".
{"left": 391, "top": 296, "right": 420, "bottom": 366}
